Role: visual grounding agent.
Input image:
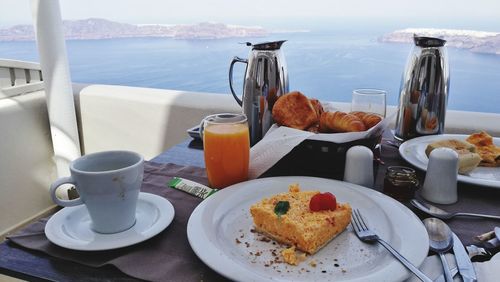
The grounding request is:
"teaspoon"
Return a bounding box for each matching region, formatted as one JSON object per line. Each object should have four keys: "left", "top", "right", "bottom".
{"left": 423, "top": 218, "right": 454, "bottom": 282}
{"left": 411, "top": 199, "right": 500, "bottom": 220}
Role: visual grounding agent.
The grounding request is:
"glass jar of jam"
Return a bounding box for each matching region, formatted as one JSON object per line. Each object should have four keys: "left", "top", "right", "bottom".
{"left": 383, "top": 166, "right": 419, "bottom": 201}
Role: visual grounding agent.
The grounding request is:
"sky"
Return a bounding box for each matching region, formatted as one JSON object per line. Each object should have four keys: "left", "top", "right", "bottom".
{"left": 1, "top": 0, "right": 500, "bottom": 31}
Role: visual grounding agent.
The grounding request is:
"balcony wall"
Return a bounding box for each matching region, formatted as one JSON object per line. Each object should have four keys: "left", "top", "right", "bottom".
{"left": 0, "top": 90, "right": 56, "bottom": 236}
{"left": 76, "top": 84, "right": 500, "bottom": 157}
{"left": 76, "top": 84, "right": 240, "bottom": 159}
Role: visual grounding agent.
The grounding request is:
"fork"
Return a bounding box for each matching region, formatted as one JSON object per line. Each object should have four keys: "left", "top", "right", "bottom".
{"left": 351, "top": 209, "right": 433, "bottom": 282}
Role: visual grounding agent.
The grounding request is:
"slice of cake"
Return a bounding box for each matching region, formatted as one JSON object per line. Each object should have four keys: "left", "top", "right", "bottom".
{"left": 250, "top": 184, "right": 352, "bottom": 255}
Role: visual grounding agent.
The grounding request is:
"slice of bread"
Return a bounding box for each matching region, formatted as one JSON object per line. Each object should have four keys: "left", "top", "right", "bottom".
{"left": 425, "top": 139, "right": 481, "bottom": 174}
{"left": 425, "top": 139, "right": 476, "bottom": 156}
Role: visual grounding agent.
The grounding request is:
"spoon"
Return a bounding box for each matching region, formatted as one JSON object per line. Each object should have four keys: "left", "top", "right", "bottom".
{"left": 423, "top": 218, "right": 454, "bottom": 282}
{"left": 411, "top": 199, "right": 500, "bottom": 220}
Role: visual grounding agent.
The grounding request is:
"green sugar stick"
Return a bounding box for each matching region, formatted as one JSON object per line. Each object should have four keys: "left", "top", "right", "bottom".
{"left": 168, "top": 177, "right": 218, "bottom": 199}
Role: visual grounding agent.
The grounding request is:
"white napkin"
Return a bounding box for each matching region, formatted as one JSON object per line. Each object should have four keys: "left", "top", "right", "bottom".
{"left": 406, "top": 253, "right": 500, "bottom": 282}
{"left": 248, "top": 126, "right": 314, "bottom": 179}
{"left": 475, "top": 252, "right": 500, "bottom": 282}
{"left": 248, "top": 111, "right": 395, "bottom": 179}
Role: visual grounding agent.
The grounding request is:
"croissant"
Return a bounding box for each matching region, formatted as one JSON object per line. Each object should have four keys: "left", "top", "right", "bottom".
{"left": 319, "top": 111, "right": 366, "bottom": 133}
{"left": 309, "top": 98, "right": 324, "bottom": 119}
{"left": 272, "top": 91, "right": 318, "bottom": 130}
{"left": 350, "top": 111, "right": 382, "bottom": 129}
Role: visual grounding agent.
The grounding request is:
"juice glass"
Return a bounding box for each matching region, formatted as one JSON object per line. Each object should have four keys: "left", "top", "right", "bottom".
{"left": 201, "top": 113, "right": 250, "bottom": 189}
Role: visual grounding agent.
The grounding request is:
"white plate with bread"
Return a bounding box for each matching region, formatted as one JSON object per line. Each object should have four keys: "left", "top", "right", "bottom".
{"left": 399, "top": 133, "right": 500, "bottom": 188}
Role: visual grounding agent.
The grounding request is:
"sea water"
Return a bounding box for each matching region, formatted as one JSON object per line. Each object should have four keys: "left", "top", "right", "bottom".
{"left": 1, "top": 29, "right": 499, "bottom": 113}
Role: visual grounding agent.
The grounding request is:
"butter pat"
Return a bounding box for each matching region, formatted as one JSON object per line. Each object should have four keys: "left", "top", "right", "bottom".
{"left": 168, "top": 177, "right": 217, "bottom": 199}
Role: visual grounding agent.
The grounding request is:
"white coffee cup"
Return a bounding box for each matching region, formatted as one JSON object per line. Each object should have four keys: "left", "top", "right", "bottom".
{"left": 50, "top": 150, "right": 144, "bottom": 234}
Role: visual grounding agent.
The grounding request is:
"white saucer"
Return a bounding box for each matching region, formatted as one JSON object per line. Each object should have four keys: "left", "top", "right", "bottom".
{"left": 45, "top": 192, "right": 175, "bottom": 251}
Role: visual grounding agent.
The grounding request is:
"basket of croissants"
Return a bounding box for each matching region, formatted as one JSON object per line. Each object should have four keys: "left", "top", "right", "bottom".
{"left": 262, "top": 91, "right": 386, "bottom": 180}
{"left": 272, "top": 91, "right": 382, "bottom": 134}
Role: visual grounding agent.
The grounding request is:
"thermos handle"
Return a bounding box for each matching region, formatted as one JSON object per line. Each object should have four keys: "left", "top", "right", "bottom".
{"left": 229, "top": 56, "right": 248, "bottom": 106}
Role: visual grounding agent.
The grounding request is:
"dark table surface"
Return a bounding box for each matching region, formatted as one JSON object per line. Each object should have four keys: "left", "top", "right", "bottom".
{"left": 1, "top": 134, "right": 500, "bottom": 281}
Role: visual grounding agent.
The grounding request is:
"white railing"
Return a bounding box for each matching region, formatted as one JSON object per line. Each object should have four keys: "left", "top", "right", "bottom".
{"left": 0, "top": 59, "right": 44, "bottom": 99}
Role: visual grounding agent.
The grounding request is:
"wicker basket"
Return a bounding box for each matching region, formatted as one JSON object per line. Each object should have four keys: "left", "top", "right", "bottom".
{"left": 261, "top": 136, "right": 379, "bottom": 180}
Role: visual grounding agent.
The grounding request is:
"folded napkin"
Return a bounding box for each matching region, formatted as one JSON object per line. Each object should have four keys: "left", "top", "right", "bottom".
{"left": 475, "top": 252, "right": 500, "bottom": 282}
{"left": 407, "top": 253, "right": 500, "bottom": 282}
{"left": 249, "top": 125, "right": 314, "bottom": 179}
{"left": 7, "top": 161, "right": 227, "bottom": 282}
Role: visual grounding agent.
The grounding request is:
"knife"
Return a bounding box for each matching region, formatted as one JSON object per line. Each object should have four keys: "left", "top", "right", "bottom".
{"left": 434, "top": 267, "right": 458, "bottom": 282}
{"left": 452, "top": 233, "right": 477, "bottom": 282}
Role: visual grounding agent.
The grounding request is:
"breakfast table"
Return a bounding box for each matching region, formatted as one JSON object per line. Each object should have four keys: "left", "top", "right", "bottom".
{"left": 1, "top": 132, "right": 499, "bottom": 281}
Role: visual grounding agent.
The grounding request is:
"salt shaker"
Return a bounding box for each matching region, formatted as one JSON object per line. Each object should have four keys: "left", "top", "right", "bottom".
{"left": 421, "top": 148, "right": 459, "bottom": 204}
{"left": 344, "top": 146, "right": 374, "bottom": 188}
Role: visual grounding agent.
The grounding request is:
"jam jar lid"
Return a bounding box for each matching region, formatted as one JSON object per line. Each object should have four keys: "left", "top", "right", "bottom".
{"left": 385, "top": 166, "right": 419, "bottom": 186}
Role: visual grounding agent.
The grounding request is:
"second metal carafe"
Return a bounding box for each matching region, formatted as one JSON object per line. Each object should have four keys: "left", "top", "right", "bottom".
{"left": 229, "top": 40, "right": 289, "bottom": 145}
{"left": 394, "top": 36, "right": 450, "bottom": 141}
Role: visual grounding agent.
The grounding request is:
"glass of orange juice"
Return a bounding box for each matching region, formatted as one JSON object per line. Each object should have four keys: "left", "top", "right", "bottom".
{"left": 201, "top": 113, "right": 250, "bottom": 189}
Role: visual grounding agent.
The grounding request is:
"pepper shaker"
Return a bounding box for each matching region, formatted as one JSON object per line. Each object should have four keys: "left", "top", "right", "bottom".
{"left": 421, "top": 148, "right": 459, "bottom": 204}
{"left": 344, "top": 146, "right": 374, "bottom": 188}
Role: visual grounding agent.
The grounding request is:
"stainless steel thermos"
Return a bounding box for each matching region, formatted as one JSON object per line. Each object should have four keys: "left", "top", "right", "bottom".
{"left": 394, "top": 36, "right": 450, "bottom": 141}
{"left": 229, "top": 40, "right": 289, "bottom": 145}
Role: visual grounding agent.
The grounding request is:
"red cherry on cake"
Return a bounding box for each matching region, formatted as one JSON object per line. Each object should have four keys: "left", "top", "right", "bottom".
{"left": 309, "top": 192, "right": 337, "bottom": 211}
{"left": 309, "top": 193, "right": 323, "bottom": 211}
{"left": 321, "top": 192, "right": 337, "bottom": 210}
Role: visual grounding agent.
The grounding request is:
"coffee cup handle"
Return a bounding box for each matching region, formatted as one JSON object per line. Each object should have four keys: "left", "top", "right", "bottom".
{"left": 50, "top": 176, "right": 84, "bottom": 207}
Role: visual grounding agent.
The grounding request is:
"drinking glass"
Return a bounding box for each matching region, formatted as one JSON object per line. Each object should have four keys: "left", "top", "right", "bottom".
{"left": 201, "top": 113, "right": 250, "bottom": 189}
{"left": 351, "top": 89, "right": 387, "bottom": 117}
{"left": 352, "top": 89, "right": 387, "bottom": 163}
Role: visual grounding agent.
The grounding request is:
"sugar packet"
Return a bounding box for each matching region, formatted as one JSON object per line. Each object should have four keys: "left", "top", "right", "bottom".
{"left": 168, "top": 177, "right": 217, "bottom": 199}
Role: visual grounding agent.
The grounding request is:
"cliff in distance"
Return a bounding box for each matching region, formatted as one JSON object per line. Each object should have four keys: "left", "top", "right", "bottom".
{"left": 0, "top": 18, "right": 268, "bottom": 41}
{"left": 380, "top": 28, "right": 500, "bottom": 55}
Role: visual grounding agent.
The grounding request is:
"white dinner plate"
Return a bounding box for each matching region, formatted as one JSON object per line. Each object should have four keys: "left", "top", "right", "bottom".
{"left": 187, "top": 176, "right": 429, "bottom": 282}
{"left": 399, "top": 134, "right": 500, "bottom": 188}
{"left": 45, "top": 192, "right": 174, "bottom": 251}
